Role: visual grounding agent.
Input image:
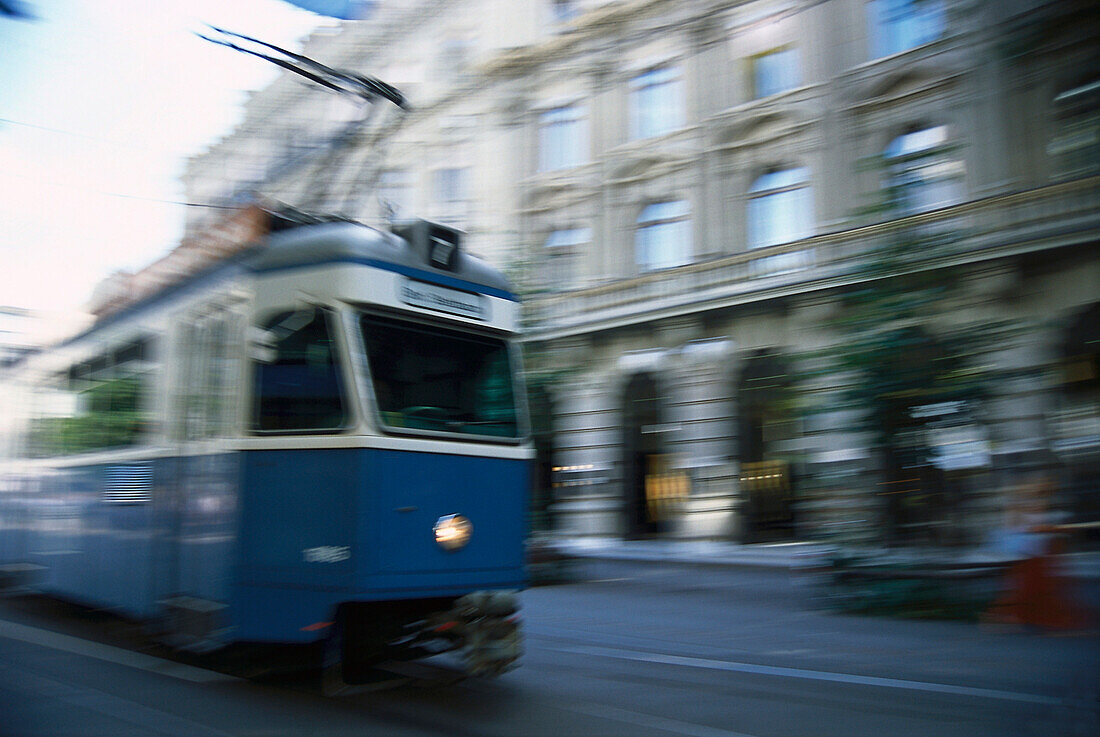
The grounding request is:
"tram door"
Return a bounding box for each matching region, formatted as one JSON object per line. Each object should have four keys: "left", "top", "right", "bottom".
{"left": 155, "top": 300, "right": 245, "bottom": 634}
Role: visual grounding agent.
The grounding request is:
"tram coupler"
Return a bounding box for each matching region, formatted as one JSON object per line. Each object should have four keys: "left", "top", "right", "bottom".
{"left": 425, "top": 590, "right": 523, "bottom": 676}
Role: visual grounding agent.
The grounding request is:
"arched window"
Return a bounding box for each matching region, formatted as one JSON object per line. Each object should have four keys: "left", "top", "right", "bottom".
{"left": 636, "top": 201, "right": 691, "bottom": 272}
{"left": 884, "top": 125, "right": 964, "bottom": 215}
{"left": 747, "top": 167, "right": 813, "bottom": 249}
{"left": 868, "top": 0, "right": 945, "bottom": 59}
{"left": 543, "top": 227, "right": 590, "bottom": 290}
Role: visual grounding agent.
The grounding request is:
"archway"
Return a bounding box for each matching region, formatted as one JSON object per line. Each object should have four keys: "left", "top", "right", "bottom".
{"left": 1056, "top": 302, "right": 1100, "bottom": 545}
{"left": 621, "top": 372, "right": 663, "bottom": 538}
{"left": 736, "top": 350, "right": 797, "bottom": 542}
{"left": 528, "top": 383, "right": 557, "bottom": 532}
{"left": 869, "top": 327, "right": 958, "bottom": 545}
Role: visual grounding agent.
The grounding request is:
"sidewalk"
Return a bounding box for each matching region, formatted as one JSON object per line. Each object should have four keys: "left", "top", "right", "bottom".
{"left": 547, "top": 535, "right": 1100, "bottom": 580}
{"left": 552, "top": 536, "right": 825, "bottom": 570}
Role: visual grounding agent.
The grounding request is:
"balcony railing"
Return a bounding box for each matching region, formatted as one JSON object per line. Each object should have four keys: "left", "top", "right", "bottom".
{"left": 523, "top": 176, "right": 1100, "bottom": 340}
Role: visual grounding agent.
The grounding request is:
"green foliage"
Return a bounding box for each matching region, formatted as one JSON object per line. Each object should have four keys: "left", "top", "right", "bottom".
{"left": 799, "top": 153, "right": 1017, "bottom": 545}
{"left": 821, "top": 552, "right": 998, "bottom": 621}
{"left": 30, "top": 376, "right": 147, "bottom": 456}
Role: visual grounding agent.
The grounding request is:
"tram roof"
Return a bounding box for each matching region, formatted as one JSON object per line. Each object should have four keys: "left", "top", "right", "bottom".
{"left": 249, "top": 220, "right": 517, "bottom": 301}
{"left": 6, "top": 217, "right": 516, "bottom": 370}
{"left": 40, "top": 219, "right": 515, "bottom": 358}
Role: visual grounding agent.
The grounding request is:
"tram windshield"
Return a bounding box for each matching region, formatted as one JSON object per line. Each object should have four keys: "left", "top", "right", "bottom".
{"left": 359, "top": 313, "right": 520, "bottom": 439}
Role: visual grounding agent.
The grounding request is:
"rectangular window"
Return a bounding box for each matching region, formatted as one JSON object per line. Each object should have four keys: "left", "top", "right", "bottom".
{"left": 360, "top": 313, "right": 520, "bottom": 439}
{"left": 550, "top": 0, "right": 580, "bottom": 24}
{"left": 434, "top": 168, "right": 467, "bottom": 203}
{"left": 539, "top": 106, "right": 588, "bottom": 171}
{"left": 637, "top": 201, "right": 692, "bottom": 272}
{"left": 253, "top": 308, "right": 347, "bottom": 433}
{"left": 177, "top": 310, "right": 241, "bottom": 441}
{"left": 1051, "top": 81, "right": 1100, "bottom": 180}
{"left": 377, "top": 170, "right": 413, "bottom": 220}
{"left": 433, "top": 167, "right": 469, "bottom": 224}
{"left": 544, "top": 227, "right": 591, "bottom": 290}
{"left": 630, "top": 66, "right": 684, "bottom": 140}
{"left": 752, "top": 47, "right": 800, "bottom": 99}
{"left": 868, "top": 0, "right": 945, "bottom": 59}
{"left": 28, "top": 338, "right": 155, "bottom": 456}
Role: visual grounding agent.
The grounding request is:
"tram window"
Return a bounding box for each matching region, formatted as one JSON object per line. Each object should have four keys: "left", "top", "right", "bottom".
{"left": 27, "top": 339, "right": 155, "bottom": 456}
{"left": 252, "top": 308, "right": 347, "bottom": 433}
{"left": 359, "top": 313, "right": 519, "bottom": 439}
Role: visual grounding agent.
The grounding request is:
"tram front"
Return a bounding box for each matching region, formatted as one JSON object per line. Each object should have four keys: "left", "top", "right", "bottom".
{"left": 237, "top": 218, "right": 530, "bottom": 681}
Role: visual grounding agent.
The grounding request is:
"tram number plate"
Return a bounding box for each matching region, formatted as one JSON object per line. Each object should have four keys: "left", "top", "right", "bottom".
{"left": 401, "top": 279, "right": 486, "bottom": 320}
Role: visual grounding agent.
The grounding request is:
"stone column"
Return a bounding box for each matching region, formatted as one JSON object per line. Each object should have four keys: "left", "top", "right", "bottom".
{"left": 670, "top": 337, "right": 742, "bottom": 539}
{"left": 549, "top": 338, "right": 623, "bottom": 536}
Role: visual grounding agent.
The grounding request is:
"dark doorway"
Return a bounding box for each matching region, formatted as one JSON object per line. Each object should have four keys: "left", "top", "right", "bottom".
{"left": 737, "top": 350, "right": 797, "bottom": 542}
{"left": 622, "top": 372, "right": 664, "bottom": 538}
{"left": 870, "top": 327, "right": 954, "bottom": 545}
{"left": 528, "top": 384, "right": 556, "bottom": 532}
{"left": 1059, "top": 302, "right": 1100, "bottom": 545}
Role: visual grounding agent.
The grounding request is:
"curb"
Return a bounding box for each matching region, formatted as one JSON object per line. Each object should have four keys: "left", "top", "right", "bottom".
{"left": 545, "top": 539, "right": 1100, "bottom": 580}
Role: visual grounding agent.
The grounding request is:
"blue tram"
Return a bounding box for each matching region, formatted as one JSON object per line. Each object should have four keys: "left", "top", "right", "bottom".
{"left": 0, "top": 214, "right": 531, "bottom": 681}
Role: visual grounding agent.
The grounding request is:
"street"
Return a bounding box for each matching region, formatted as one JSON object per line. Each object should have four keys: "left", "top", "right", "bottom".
{"left": 2, "top": 560, "right": 1097, "bottom": 737}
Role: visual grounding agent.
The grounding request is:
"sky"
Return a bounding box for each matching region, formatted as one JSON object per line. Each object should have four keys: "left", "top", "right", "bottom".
{"left": 0, "top": 0, "right": 327, "bottom": 313}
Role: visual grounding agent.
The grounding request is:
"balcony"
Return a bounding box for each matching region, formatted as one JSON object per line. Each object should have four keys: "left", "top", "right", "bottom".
{"left": 523, "top": 176, "right": 1100, "bottom": 341}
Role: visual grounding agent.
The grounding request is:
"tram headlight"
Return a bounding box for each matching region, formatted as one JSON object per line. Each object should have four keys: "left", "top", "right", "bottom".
{"left": 434, "top": 514, "right": 473, "bottom": 551}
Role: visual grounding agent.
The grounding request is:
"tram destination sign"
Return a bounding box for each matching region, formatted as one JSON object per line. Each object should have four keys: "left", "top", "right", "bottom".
{"left": 401, "top": 278, "right": 487, "bottom": 320}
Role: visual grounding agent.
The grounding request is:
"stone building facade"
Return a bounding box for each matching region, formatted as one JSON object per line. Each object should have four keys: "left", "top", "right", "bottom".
{"left": 182, "top": 0, "right": 1100, "bottom": 544}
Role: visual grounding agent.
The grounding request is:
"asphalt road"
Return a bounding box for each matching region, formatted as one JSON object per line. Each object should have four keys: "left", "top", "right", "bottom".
{"left": 1, "top": 561, "right": 1097, "bottom": 737}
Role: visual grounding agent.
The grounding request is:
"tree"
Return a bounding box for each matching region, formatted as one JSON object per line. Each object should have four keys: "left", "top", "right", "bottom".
{"left": 805, "top": 152, "right": 1011, "bottom": 547}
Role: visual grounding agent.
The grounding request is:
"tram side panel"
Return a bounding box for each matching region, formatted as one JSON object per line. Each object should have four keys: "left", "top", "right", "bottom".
{"left": 233, "top": 447, "right": 360, "bottom": 642}
{"left": 90, "top": 462, "right": 158, "bottom": 617}
{"left": 33, "top": 466, "right": 94, "bottom": 606}
{"left": 21, "top": 461, "right": 160, "bottom": 618}
{"left": 175, "top": 451, "right": 240, "bottom": 607}
{"left": 0, "top": 474, "right": 25, "bottom": 568}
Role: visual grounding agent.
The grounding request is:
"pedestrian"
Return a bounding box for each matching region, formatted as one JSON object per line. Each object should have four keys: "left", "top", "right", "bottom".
{"left": 985, "top": 475, "right": 1087, "bottom": 633}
